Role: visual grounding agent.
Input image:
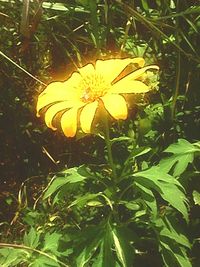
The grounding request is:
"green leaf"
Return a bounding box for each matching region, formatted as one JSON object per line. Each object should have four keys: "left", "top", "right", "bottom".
{"left": 23, "top": 227, "right": 40, "bottom": 248}
{"left": 128, "top": 147, "right": 151, "bottom": 158}
{"left": 135, "top": 182, "right": 157, "bottom": 218}
{"left": 111, "top": 226, "right": 135, "bottom": 267}
{"left": 123, "top": 201, "right": 140, "bottom": 211}
{"left": 43, "top": 166, "right": 87, "bottom": 199}
{"left": 43, "top": 233, "right": 61, "bottom": 253}
{"left": 102, "top": 224, "right": 115, "bottom": 267}
{"left": 155, "top": 217, "right": 191, "bottom": 249}
{"left": 29, "top": 256, "right": 60, "bottom": 267}
{"left": 42, "top": 2, "right": 69, "bottom": 11}
{"left": 110, "top": 136, "right": 131, "bottom": 144}
{"left": 42, "top": 2, "right": 88, "bottom": 13}
{"left": 193, "top": 190, "right": 200, "bottom": 205}
{"left": 141, "top": 0, "right": 149, "bottom": 11}
{"left": 99, "top": 193, "right": 113, "bottom": 210}
{"left": 159, "top": 139, "right": 198, "bottom": 176}
{"left": 154, "top": 216, "right": 192, "bottom": 267}
{"left": 160, "top": 240, "right": 192, "bottom": 267}
{"left": 133, "top": 166, "right": 188, "bottom": 221}
{"left": 68, "top": 193, "right": 99, "bottom": 209}
{"left": 0, "top": 248, "right": 27, "bottom": 267}
{"left": 121, "top": 147, "right": 151, "bottom": 178}
{"left": 164, "top": 139, "right": 197, "bottom": 154}
{"left": 112, "top": 230, "right": 126, "bottom": 267}
{"left": 75, "top": 225, "right": 103, "bottom": 267}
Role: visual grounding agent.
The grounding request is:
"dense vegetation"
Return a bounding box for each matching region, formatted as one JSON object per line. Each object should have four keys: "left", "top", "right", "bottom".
{"left": 0, "top": 0, "right": 200, "bottom": 266}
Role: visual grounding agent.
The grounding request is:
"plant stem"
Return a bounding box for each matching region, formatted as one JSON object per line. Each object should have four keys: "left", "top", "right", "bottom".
{"left": 104, "top": 118, "right": 117, "bottom": 180}
{"left": 0, "top": 243, "right": 69, "bottom": 267}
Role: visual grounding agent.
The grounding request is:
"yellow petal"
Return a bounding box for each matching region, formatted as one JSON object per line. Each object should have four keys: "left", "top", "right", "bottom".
{"left": 101, "top": 94, "right": 127, "bottom": 120}
{"left": 125, "top": 65, "right": 159, "bottom": 81}
{"left": 63, "top": 71, "right": 82, "bottom": 87}
{"left": 95, "top": 58, "right": 145, "bottom": 83}
{"left": 37, "top": 73, "right": 82, "bottom": 115}
{"left": 44, "top": 101, "right": 76, "bottom": 130}
{"left": 78, "top": 63, "right": 95, "bottom": 77}
{"left": 80, "top": 101, "right": 98, "bottom": 133}
{"left": 61, "top": 104, "right": 84, "bottom": 137}
{"left": 110, "top": 80, "right": 149, "bottom": 94}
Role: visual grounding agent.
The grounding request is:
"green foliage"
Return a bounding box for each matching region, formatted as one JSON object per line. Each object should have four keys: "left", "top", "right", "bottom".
{"left": 133, "top": 166, "right": 189, "bottom": 221}
{"left": 0, "top": 228, "right": 67, "bottom": 267}
{"left": 0, "top": 248, "right": 27, "bottom": 267}
{"left": 159, "top": 139, "right": 200, "bottom": 177}
{"left": 43, "top": 166, "right": 88, "bottom": 200}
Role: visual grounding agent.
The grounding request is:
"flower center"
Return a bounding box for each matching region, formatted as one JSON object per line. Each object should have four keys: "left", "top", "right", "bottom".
{"left": 80, "top": 73, "right": 110, "bottom": 102}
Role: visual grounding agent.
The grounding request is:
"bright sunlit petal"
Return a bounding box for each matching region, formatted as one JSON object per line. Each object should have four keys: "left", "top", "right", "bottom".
{"left": 110, "top": 80, "right": 149, "bottom": 94}
{"left": 78, "top": 63, "right": 95, "bottom": 77}
{"left": 37, "top": 81, "right": 79, "bottom": 116}
{"left": 61, "top": 106, "right": 82, "bottom": 137}
{"left": 62, "top": 71, "right": 82, "bottom": 89}
{"left": 44, "top": 101, "right": 75, "bottom": 130}
{"left": 101, "top": 94, "right": 127, "bottom": 120}
{"left": 80, "top": 101, "right": 98, "bottom": 133}
{"left": 95, "top": 58, "right": 145, "bottom": 83}
{"left": 125, "top": 65, "right": 159, "bottom": 81}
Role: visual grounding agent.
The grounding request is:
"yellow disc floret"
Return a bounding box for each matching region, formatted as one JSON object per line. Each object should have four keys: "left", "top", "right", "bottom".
{"left": 80, "top": 73, "right": 111, "bottom": 102}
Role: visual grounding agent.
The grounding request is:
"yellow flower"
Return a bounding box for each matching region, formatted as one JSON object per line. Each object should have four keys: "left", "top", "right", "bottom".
{"left": 36, "top": 57, "right": 159, "bottom": 137}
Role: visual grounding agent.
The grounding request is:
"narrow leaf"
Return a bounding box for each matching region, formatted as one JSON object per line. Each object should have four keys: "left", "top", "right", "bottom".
{"left": 43, "top": 166, "right": 87, "bottom": 199}
{"left": 133, "top": 167, "right": 188, "bottom": 221}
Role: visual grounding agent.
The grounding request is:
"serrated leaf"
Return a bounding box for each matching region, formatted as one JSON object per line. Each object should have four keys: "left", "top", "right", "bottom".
{"left": 23, "top": 227, "right": 40, "bottom": 248}
{"left": 43, "top": 166, "right": 87, "bottom": 199}
{"left": 43, "top": 233, "right": 61, "bottom": 253}
{"left": 135, "top": 182, "right": 157, "bottom": 218}
{"left": 164, "top": 139, "right": 197, "bottom": 154}
{"left": 29, "top": 255, "right": 60, "bottom": 267}
{"left": 159, "top": 139, "right": 198, "bottom": 177}
{"left": 133, "top": 167, "right": 188, "bottom": 221}
{"left": 159, "top": 182, "right": 188, "bottom": 221}
{"left": 159, "top": 154, "right": 194, "bottom": 177}
{"left": 0, "top": 248, "right": 27, "bottom": 267}
{"left": 135, "top": 166, "right": 182, "bottom": 186}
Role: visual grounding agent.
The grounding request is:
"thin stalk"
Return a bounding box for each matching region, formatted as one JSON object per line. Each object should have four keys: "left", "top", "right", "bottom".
{"left": 0, "top": 51, "right": 46, "bottom": 86}
{"left": 103, "top": 118, "right": 119, "bottom": 223}
{"left": 0, "top": 243, "right": 69, "bottom": 267}
{"left": 172, "top": 1, "right": 181, "bottom": 120}
{"left": 171, "top": 50, "right": 181, "bottom": 119}
{"left": 104, "top": 118, "right": 117, "bottom": 180}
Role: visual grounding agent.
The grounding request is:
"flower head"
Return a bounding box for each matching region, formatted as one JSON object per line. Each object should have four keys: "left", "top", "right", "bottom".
{"left": 36, "top": 57, "right": 159, "bottom": 137}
